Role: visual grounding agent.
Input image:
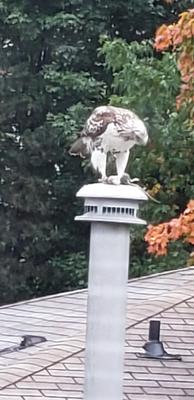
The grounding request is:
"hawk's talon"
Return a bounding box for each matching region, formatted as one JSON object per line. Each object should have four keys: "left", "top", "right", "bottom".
{"left": 106, "top": 175, "right": 121, "bottom": 185}
{"left": 98, "top": 177, "right": 107, "bottom": 183}
{"left": 98, "top": 174, "right": 140, "bottom": 186}
{"left": 98, "top": 175, "right": 121, "bottom": 185}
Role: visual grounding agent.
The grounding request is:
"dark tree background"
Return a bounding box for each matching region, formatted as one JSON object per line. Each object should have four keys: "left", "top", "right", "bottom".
{"left": 0, "top": 0, "right": 191, "bottom": 304}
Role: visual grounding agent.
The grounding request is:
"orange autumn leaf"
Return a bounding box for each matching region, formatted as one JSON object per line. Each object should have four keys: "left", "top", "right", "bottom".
{"left": 145, "top": 200, "right": 194, "bottom": 256}
{"left": 172, "top": 26, "right": 182, "bottom": 47}
{"left": 188, "top": 237, "right": 194, "bottom": 245}
{"left": 155, "top": 9, "right": 194, "bottom": 121}
{"left": 145, "top": 223, "right": 170, "bottom": 256}
{"left": 168, "top": 217, "right": 183, "bottom": 240}
{"left": 178, "top": 53, "right": 193, "bottom": 73}
{"left": 154, "top": 24, "right": 173, "bottom": 51}
{"left": 149, "top": 7, "right": 194, "bottom": 258}
{"left": 186, "top": 199, "right": 194, "bottom": 210}
{"left": 178, "top": 11, "right": 190, "bottom": 25}
{"left": 182, "top": 74, "right": 192, "bottom": 83}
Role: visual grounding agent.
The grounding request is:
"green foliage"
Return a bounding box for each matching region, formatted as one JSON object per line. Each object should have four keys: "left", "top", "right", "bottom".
{"left": 101, "top": 36, "right": 194, "bottom": 274}
{"left": 0, "top": 0, "right": 103, "bottom": 304}
{"left": 50, "top": 252, "right": 88, "bottom": 289}
{"left": 130, "top": 237, "right": 189, "bottom": 278}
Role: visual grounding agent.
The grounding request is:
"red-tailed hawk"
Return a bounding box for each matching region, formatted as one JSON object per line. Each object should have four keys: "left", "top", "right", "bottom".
{"left": 69, "top": 105, "right": 148, "bottom": 184}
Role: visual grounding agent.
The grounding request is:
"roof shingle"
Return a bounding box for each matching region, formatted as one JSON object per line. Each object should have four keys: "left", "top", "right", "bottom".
{"left": 0, "top": 267, "right": 194, "bottom": 399}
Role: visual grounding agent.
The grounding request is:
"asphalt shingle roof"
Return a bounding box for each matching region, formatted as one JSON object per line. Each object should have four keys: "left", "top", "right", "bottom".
{"left": 0, "top": 267, "right": 194, "bottom": 399}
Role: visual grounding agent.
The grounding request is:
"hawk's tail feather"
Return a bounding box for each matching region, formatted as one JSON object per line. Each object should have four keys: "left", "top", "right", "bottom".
{"left": 69, "top": 137, "right": 92, "bottom": 158}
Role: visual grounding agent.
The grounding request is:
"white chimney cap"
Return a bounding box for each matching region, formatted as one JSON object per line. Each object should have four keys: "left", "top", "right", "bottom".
{"left": 76, "top": 183, "right": 148, "bottom": 201}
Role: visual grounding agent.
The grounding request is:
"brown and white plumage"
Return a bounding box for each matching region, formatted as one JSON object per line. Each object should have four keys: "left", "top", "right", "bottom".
{"left": 69, "top": 105, "right": 148, "bottom": 184}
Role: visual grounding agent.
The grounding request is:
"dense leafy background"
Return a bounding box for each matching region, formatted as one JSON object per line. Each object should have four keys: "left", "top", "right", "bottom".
{"left": 101, "top": 37, "right": 193, "bottom": 276}
{"left": 0, "top": 0, "right": 192, "bottom": 304}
